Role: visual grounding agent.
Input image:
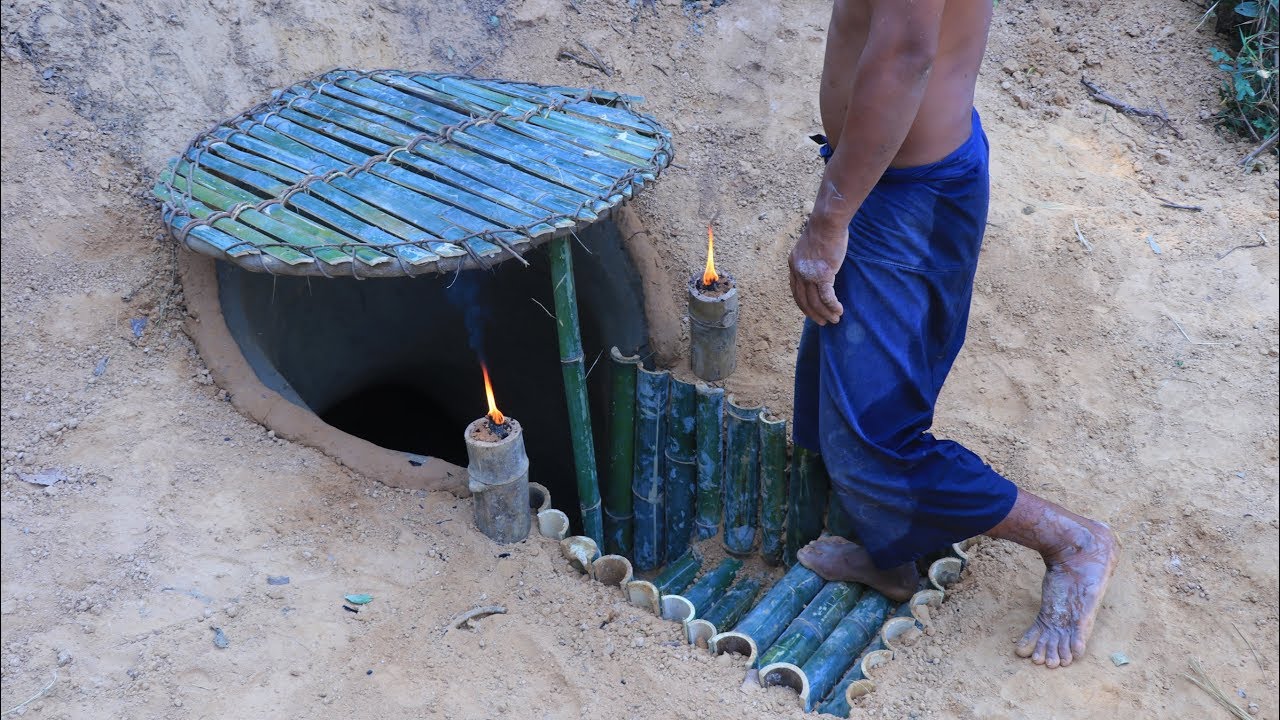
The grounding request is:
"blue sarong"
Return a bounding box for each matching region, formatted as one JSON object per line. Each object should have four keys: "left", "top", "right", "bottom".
{"left": 793, "top": 109, "right": 1017, "bottom": 569}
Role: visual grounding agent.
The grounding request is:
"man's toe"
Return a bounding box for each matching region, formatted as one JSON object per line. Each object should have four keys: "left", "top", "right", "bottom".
{"left": 1056, "top": 633, "right": 1074, "bottom": 667}
{"left": 1044, "top": 632, "right": 1062, "bottom": 668}
{"left": 1015, "top": 625, "right": 1041, "bottom": 658}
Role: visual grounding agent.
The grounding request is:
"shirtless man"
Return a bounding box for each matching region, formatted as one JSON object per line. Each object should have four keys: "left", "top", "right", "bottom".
{"left": 788, "top": 0, "right": 1119, "bottom": 669}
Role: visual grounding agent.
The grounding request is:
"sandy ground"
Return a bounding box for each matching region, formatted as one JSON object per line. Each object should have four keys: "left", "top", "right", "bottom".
{"left": 2, "top": 0, "right": 1278, "bottom": 718}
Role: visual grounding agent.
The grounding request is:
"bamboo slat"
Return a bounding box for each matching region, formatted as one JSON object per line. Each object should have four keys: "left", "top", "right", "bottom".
{"left": 663, "top": 377, "right": 697, "bottom": 561}
{"left": 604, "top": 348, "right": 640, "bottom": 557}
{"left": 632, "top": 367, "right": 670, "bottom": 572}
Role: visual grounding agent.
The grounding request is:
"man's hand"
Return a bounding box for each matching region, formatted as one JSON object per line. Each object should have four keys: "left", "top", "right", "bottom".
{"left": 789, "top": 213, "right": 848, "bottom": 326}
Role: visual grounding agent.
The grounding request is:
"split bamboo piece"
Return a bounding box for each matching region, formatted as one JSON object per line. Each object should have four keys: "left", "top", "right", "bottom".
{"left": 664, "top": 377, "right": 698, "bottom": 561}
{"left": 548, "top": 236, "right": 603, "bottom": 546}
{"left": 604, "top": 348, "right": 641, "bottom": 557}
{"left": 529, "top": 482, "right": 552, "bottom": 514}
{"left": 632, "top": 366, "right": 670, "bottom": 572}
{"left": 591, "top": 554, "right": 634, "bottom": 588}
{"left": 686, "top": 576, "right": 763, "bottom": 647}
{"left": 660, "top": 557, "right": 741, "bottom": 624}
{"left": 757, "top": 582, "right": 862, "bottom": 670}
{"left": 723, "top": 397, "right": 762, "bottom": 556}
{"left": 758, "top": 413, "right": 788, "bottom": 565}
{"left": 709, "top": 563, "right": 824, "bottom": 667}
{"left": 817, "top": 638, "right": 893, "bottom": 717}
{"left": 559, "top": 535, "right": 601, "bottom": 576}
{"left": 537, "top": 509, "right": 570, "bottom": 540}
{"left": 693, "top": 383, "right": 725, "bottom": 540}
{"left": 785, "top": 446, "right": 829, "bottom": 566}
{"left": 788, "top": 590, "right": 894, "bottom": 711}
{"left": 626, "top": 548, "right": 702, "bottom": 615}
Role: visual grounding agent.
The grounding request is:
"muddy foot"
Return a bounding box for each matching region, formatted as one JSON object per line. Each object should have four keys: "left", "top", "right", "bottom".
{"left": 797, "top": 536, "right": 918, "bottom": 602}
{"left": 1015, "top": 521, "right": 1119, "bottom": 668}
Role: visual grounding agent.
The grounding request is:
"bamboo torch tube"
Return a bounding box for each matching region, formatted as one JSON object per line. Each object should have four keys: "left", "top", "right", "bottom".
{"left": 548, "top": 236, "right": 603, "bottom": 546}
{"left": 788, "top": 590, "right": 894, "bottom": 711}
{"left": 757, "top": 582, "right": 862, "bottom": 670}
{"left": 688, "top": 227, "right": 738, "bottom": 382}
{"left": 722, "top": 397, "right": 762, "bottom": 556}
{"left": 687, "top": 575, "right": 763, "bottom": 647}
{"left": 758, "top": 413, "right": 788, "bottom": 566}
{"left": 693, "top": 383, "right": 725, "bottom": 540}
{"left": 661, "top": 556, "right": 742, "bottom": 624}
{"left": 632, "top": 366, "right": 671, "bottom": 572}
{"left": 664, "top": 377, "right": 697, "bottom": 561}
{"left": 709, "top": 563, "right": 824, "bottom": 667}
{"left": 465, "top": 417, "right": 531, "bottom": 544}
{"left": 626, "top": 547, "right": 702, "bottom": 615}
{"left": 604, "top": 348, "right": 641, "bottom": 557}
{"left": 785, "top": 446, "right": 830, "bottom": 566}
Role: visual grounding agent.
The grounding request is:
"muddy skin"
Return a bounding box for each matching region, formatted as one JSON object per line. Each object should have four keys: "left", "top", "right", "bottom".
{"left": 987, "top": 489, "right": 1119, "bottom": 669}
{"left": 797, "top": 536, "right": 918, "bottom": 602}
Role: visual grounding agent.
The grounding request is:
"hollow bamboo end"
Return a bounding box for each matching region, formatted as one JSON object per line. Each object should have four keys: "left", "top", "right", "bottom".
{"left": 537, "top": 509, "right": 570, "bottom": 540}
{"left": 559, "top": 535, "right": 600, "bottom": 576}
{"left": 694, "top": 381, "right": 725, "bottom": 398}
{"left": 951, "top": 537, "right": 976, "bottom": 567}
{"left": 927, "top": 556, "right": 964, "bottom": 593}
{"left": 909, "top": 589, "right": 945, "bottom": 628}
{"left": 592, "top": 555, "right": 633, "bottom": 587}
{"left": 759, "top": 662, "right": 809, "bottom": 706}
{"left": 861, "top": 648, "right": 892, "bottom": 679}
{"left": 686, "top": 618, "right": 716, "bottom": 647}
{"left": 625, "top": 580, "right": 661, "bottom": 615}
{"left": 708, "top": 631, "right": 758, "bottom": 667}
{"left": 528, "top": 482, "right": 552, "bottom": 514}
{"left": 659, "top": 594, "right": 695, "bottom": 624}
{"left": 845, "top": 678, "right": 877, "bottom": 704}
{"left": 881, "top": 616, "right": 923, "bottom": 652}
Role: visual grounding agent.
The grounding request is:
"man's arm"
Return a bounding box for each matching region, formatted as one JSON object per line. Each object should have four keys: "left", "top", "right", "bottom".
{"left": 789, "top": 0, "right": 945, "bottom": 325}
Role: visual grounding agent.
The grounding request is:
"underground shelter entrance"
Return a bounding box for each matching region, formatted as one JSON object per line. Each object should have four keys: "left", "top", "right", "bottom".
{"left": 215, "top": 218, "right": 649, "bottom": 532}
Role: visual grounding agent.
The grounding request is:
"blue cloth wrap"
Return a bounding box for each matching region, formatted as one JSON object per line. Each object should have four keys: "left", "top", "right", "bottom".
{"left": 794, "top": 110, "right": 1017, "bottom": 569}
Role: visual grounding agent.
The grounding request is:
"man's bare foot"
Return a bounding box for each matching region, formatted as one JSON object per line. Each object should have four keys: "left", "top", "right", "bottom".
{"left": 796, "top": 536, "right": 918, "bottom": 602}
{"left": 1012, "top": 519, "right": 1118, "bottom": 668}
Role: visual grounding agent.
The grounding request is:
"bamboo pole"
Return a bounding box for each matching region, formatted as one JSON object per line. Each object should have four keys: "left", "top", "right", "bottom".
{"left": 816, "top": 637, "right": 892, "bottom": 717}
{"left": 664, "top": 377, "right": 697, "bottom": 561}
{"left": 785, "top": 446, "right": 829, "bottom": 566}
{"left": 759, "top": 413, "right": 788, "bottom": 565}
{"left": 826, "top": 479, "right": 856, "bottom": 540}
{"left": 795, "top": 591, "right": 894, "bottom": 710}
{"left": 757, "top": 582, "right": 862, "bottom": 669}
{"left": 694, "top": 383, "right": 725, "bottom": 540}
{"left": 632, "top": 366, "right": 670, "bottom": 572}
{"left": 604, "top": 348, "right": 641, "bottom": 557}
{"left": 549, "top": 236, "right": 603, "bottom": 546}
{"left": 663, "top": 556, "right": 742, "bottom": 624}
{"left": 627, "top": 547, "right": 702, "bottom": 615}
{"left": 709, "top": 563, "right": 824, "bottom": 667}
{"left": 687, "top": 576, "right": 763, "bottom": 647}
{"left": 722, "top": 397, "right": 762, "bottom": 556}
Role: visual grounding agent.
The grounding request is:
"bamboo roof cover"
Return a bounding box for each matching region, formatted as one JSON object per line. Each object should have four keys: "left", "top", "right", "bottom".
{"left": 153, "top": 69, "right": 674, "bottom": 277}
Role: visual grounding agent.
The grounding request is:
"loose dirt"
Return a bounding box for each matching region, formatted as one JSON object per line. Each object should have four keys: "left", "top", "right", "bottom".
{"left": 2, "top": 0, "right": 1277, "bottom": 718}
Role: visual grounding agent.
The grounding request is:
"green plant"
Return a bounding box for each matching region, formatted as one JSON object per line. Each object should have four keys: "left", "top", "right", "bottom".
{"left": 1208, "top": 0, "right": 1279, "bottom": 157}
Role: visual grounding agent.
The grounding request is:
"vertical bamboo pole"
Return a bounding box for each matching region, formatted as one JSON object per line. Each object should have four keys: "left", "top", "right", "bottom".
{"left": 664, "top": 377, "right": 697, "bottom": 561}
{"left": 604, "top": 347, "right": 640, "bottom": 557}
{"left": 826, "top": 480, "right": 856, "bottom": 540}
{"left": 722, "top": 397, "right": 762, "bottom": 556}
{"left": 694, "top": 383, "right": 725, "bottom": 540}
{"left": 549, "top": 236, "right": 603, "bottom": 546}
{"left": 785, "top": 446, "right": 830, "bottom": 566}
{"left": 632, "top": 366, "right": 670, "bottom": 571}
{"left": 759, "top": 413, "right": 788, "bottom": 565}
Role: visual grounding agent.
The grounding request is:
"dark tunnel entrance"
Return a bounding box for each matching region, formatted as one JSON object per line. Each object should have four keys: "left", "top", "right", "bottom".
{"left": 215, "top": 219, "right": 650, "bottom": 533}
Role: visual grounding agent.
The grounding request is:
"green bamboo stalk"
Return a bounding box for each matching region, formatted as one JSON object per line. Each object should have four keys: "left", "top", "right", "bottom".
{"left": 816, "top": 634, "right": 890, "bottom": 717}
{"left": 723, "top": 397, "right": 762, "bottom": 556}
{"left": 759, "top": 413, "right": 788, "bottom": 566}
{"left": 632, "top": 366, "right": 670, "bottom": 571}
{"left": 699, "top": 576, "right": 763, "bottom": 632}
{"left": 549, "top": 236, "right": 602, "bottom": 546}
{"left": 694, "top": 383, "right": 725, "bottom": 540}
{"left": 653, "top": 548, "right": 702, "bottom": 595}
{"left": 757, "top": 581, "right": 862, "bottom": 668}
{"left": 711, "top": 563, "right": 825, "bottom": 666}
{"left": 679, "top": 557, "right": 742, "bottom": 615}
{"left": 798, "top": 591, "right": 894, "bottom": 710}
{"left": 604, "top": 348, "right": 640, "bottom": 557}
{"left": 826, "top": 464, "right": 856, "bottom": 540}
{"left": 786, "top": 446, "right": 831, "bottom": 566}
{"left": 664, "top": 377, "right": 697, "bottom": 561}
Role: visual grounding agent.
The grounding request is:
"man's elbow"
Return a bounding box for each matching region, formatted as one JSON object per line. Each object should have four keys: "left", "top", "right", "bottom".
{"left": 892, "top": 40, "right": 937, "bottom": 81}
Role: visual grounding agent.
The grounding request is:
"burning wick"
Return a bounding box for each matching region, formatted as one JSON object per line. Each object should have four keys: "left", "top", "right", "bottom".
{"left": 481, "top": 364, "right": 510, "bottom": 437}
{"left": 700, "top": 225, "right": 720, "bottom": 289}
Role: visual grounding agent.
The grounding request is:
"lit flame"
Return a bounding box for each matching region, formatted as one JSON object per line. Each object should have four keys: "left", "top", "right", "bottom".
{"left": 482, "top": 364, "right": 505, "bottom": 425}
{"left": 701, "top": 225, "right": 719, "bottom": 286}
